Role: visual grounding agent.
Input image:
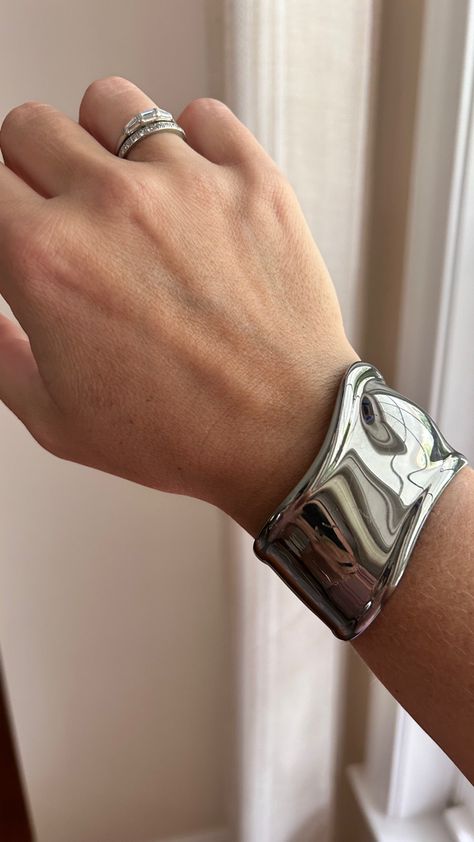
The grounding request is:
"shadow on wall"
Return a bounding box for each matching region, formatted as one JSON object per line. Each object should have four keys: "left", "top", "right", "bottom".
{"left": 0, "top": 665, "right": 33, "bottom": 840}
{"left": 286, "top": 803, "right": 371, "bottom": 842}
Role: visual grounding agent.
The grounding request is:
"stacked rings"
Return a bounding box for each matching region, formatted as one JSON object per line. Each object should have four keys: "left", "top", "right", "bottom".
{"left": 115, "top": 107, "right": 186, "bottom": 159}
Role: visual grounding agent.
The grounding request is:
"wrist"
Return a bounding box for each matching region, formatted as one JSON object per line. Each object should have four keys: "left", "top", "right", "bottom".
{"left": 251, "top": 360, "right": 467, "bottom": 639}
{"left": 223, "top": 344, "right": 360, "bottom": 537}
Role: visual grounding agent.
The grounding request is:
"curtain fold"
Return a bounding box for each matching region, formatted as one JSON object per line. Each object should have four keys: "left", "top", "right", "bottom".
{"left": 223, "top": 3, "right": 377, "bottom": 840}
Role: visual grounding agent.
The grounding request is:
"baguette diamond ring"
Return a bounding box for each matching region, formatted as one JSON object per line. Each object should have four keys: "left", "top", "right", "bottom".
{"left": 115, "top": 107, "right": 186, "bottom": 159}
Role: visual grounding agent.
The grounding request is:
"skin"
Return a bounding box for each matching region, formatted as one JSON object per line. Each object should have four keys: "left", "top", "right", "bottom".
{"left": 0, "top": 76, "right": 472, "bottom": 785}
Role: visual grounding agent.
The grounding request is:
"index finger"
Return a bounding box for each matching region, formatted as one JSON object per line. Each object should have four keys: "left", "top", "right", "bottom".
{"left": 0, "top": 159, "right": 44, "bottom": 224}
{"left": 0, "top": 161, "right": 44, "bottom": 308}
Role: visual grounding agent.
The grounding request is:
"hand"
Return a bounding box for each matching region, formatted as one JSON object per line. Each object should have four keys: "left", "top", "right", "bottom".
{"left": 0, "top": 76, "right": 358, "bottom": 535}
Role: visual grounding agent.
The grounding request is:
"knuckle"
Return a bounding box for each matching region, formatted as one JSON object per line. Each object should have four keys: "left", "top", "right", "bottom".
{"left": 190, "top": 96, "right": 228, "bottom": 112}
{"left": 245, "top": 156, "right": 285, "bottom": 191}
{"left": 80, "top": 76, "right": 135, "bottom": 119}
{"left": 89, "top": 75, "right": 130, "bottom": 94}
{"left": 1, "top": 100, "right": 51, "bottom": 136}
{"left": 89, "top": 161, "right": 147, "bottom": 211}
{"left": 255, "top": 163, "right": 289, "bottom": 201}
{"left": 238, "top": 163, "right": 293, "bottom": 223}
{"left": 180, "top": 97, "right": 229, "bottom": 124}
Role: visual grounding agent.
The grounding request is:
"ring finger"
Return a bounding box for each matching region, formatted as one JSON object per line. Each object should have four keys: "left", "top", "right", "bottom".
{"left": 78, "top": 76, "right": 194, "bottom": 165}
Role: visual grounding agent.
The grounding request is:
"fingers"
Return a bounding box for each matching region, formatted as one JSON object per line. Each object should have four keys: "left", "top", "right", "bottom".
{"left": 0, "top": 162, "right": 44, "bottom": 307}
{"left": 0, "top": 313, "right": 57, "bottom": 440}
{"left": 1, "top": 77, "right": 268, "bottom": 208}
{"left": 177, "top": 97, "right": 270, "bottom": 167}
{"left": 79, "top": 76, "right": 194, "bottom": 165}
{"left": 0, "top": 101, "right": 113, "bottom": 198}
{"left": 79, "top": 76, "right": 267, "bottom": 169}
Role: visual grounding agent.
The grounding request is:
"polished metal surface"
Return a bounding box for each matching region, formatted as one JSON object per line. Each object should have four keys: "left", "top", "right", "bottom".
{"left": 253, "top": 362, "right": 467, "bottom": 640}
{"left": 116, "top": 120, "right": 186, "bottom": 159}
{"left": 115, "top": 106, "right": 174, "bottom": 154}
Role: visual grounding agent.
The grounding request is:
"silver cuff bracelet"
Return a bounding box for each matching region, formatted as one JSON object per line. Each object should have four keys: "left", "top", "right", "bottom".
{"left": 253, "top": 361, "right": 467, "bottom": 640}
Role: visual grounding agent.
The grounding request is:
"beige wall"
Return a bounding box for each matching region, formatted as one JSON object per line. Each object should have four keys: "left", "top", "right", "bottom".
{"left": 0, "top": 2, "right": 230, "bottom": 841}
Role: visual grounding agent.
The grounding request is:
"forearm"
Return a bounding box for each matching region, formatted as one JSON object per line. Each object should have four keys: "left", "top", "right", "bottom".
{"left": 1, "top": 76, "right": 471, "bottom": 784}
{"left": 353, "top": 465, "right": 474, "bottom": 782}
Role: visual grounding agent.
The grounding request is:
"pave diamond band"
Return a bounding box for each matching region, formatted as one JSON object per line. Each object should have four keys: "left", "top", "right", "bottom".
{"left": 115, "top": 107, "right": 187, "bottom": 159}
{"left": 116, "top": 120, "right": 186, "bottom": 159}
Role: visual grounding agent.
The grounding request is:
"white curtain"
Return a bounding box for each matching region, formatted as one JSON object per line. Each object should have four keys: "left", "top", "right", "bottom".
{"left": 222, "top": 3, "right": 474, "bottom": 841}
{"left": 222, "top": 3, "right": 377, "bottom": 840}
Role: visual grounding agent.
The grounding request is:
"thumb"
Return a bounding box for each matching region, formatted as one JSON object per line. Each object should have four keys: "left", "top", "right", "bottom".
{"left": 0, "top": 312, "right": 60, "bottom": 450}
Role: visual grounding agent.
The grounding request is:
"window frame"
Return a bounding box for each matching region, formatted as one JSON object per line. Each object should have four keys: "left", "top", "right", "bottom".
{"left": 348, "top": 0, "right": 474, "bottom": 837}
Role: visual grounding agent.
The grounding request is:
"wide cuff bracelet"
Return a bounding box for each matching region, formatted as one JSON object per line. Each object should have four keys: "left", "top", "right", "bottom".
{"left": 253, "top": 361, "right": 467, "bottom": 640}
